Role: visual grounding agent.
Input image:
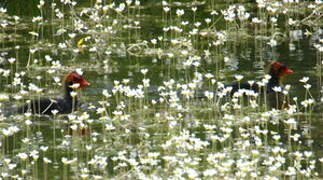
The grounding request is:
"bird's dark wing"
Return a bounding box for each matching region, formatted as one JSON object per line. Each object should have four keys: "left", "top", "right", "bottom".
{"left": 18, "top": 98, "right": 62, "bottom": 115}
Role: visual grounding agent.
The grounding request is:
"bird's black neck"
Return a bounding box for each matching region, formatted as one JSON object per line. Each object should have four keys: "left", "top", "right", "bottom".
{"left": 64, "top": 84, "right": 78, "bottom": 104}
{"left": 268, "top": 75, "right": 280, "bottom": 88}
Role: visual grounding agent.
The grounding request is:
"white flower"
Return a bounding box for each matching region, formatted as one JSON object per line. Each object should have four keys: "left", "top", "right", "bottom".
{"left": 205, "top": 18, "right": 211, "bottom": 24}
{"left": 75, "top": 68, "right": 83, "bottom": 75}
{"left": 58, "top": 42, "right": 67, "bottom": 49}
{"left": 301, "top": 99, "right": 315, "bottom": 107}
{"left": 70, "top": 91, "right": 77, "bottom": 97}
{"left": 142, "top": 79, "right": 150, "bottom": 87}
{"left": 140, "top": 69, "right": 148, "bottom": 75}
{"left": 105, "top": 124, "right": 115, "bottom": 131}
{"left": 96, "top": 107, "right": 105, "bottom": 114}
{"left": 8, "top": 164, "right": 17, "bottom": 170}
{"left": 288, "top": 18, "right": 297, "bottom": 25}
{"left": 299, "top": 77, "right": 309, "bottom": 83}
{"left": 234, "top": 75, "right": 244, "bottom": 81}
{"left": 0, "top": 94, "right": 9, "bottom": 101}
{"left": 151, "top": 39, "right": 157, "bottom": 45}
{"left": 45, "top": 55, "right": 52, "bottom": 62}
{"left": 8, "top": 58, "right": 16, "bottom": 64}
{"left": 32, "top": 16, "right": 42, "bottom": 23}
{"left": 194, "top": 22, "right": 201, "bottom": 27}
{"left": 40, "top": 146, "right": 48, "bottom": 152}
{"left": 51, "top": 109, "right": 59, "bottom": 115}
{"left": 70, "top": 124, "right": 77, "bottom": 130}
{"left": 176, "top": 9, "right": 184, "bottom": 16}
{"left": 204, "top": 91, "right": 214, "bottom": 100}
{"left": 0, "top": 7, "right": 7, "bottom": 13}
{"left": 17, "top": 153, "right": 28, "bottom": 161}
{"left": 270, "top": 17, "right": 277, "bottom": 23}
{"left": 62, "top": 157, "right": 77, "bottom": 165}
{"left": 25, "top": 120, "right": 32, "bottom": 126}
{"left": 102, "top": 89, "right": 111, "bottom": 98}
{"left": 163, "top": 7, "right": 170, "bottom": 13}
{"left": 252, "top": 17, "right": 262, "bottom": 24}
{"left": 30, "top": 48, "right": 38, "bottom": 54}
{"left": 205, "top": 73, "right": 214, "bottom": 79}
{"left": 272, "top": 86, "right": 282, "bottom": 92}
{"left": 304, "top": 151, "right": 313, "bottom": 158}
{"left": 284, "top": 118, "right": 297, "bottom": 129}
{"left": 115, "top": 3, "right": 125, "bottom": 13}
{"left": 30, "top": 150, "right": 39, "bottom": 160}
{"left": 43, "top": 157, "right": 52, "bottom": 164}
{"left": 268, "top": 39, "right": 277, "bottom": 47}
{"left": 68, "top": 33, "right": 76, "bottom": 38}
{"left": 303, "top": 84, "right": 311, "bottom": 89}
{"left": 291, "top": 133, "right": 300, "bottom": 141}
{"left": 162, "top": 1, "right": 168, "bottom": 6}
{"left": 39, "top": 0, "right": 45, "bottom": 7}
{"left": 62, "top": 157, "right": 69, "bottom": 165}
{"left": 248, "top": 80, "right": 255, "bottom": 86}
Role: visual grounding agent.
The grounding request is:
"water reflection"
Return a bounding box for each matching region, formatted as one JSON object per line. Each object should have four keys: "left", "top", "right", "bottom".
{"left": 0, "top": 0, "right": 322, "bottom": 178}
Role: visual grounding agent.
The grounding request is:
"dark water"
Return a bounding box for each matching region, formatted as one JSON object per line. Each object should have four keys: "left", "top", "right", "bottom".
{"left": 1, "top": 0, "right": 323, "bottom": 178}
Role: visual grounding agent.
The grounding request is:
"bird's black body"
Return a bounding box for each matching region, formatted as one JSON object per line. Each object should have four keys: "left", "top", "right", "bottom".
{"left": 18, "top": 95, "right": 76, "bottom": 115}
{"left": 18, "top": 72, "right": 89, "bottom": 115}
{"left": 227, "top": 62, "right": 292, "bottom": 94}
{"left": 227, "top": 76, "right": 279, "bottom": 95}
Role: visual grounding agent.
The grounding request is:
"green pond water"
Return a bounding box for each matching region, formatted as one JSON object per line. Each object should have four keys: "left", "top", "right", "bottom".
{"left": 0, "top": 0, "right": 323, "bottom": 179}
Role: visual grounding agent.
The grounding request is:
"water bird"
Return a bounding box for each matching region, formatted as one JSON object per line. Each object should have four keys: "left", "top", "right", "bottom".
{"left": 192, "top": 61, "right": 293, "bottom": 109}
{"left": 228, "top": 61, "right": 293, "bottom": 94}
{"left": 222, "top": 61, "right": 293, "bottom": 109}
{"left": 18, "top": 72, "right": 90, "bottom": 115}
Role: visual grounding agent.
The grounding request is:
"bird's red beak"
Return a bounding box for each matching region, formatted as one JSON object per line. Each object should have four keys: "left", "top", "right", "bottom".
{"left": 283, "top": 67, "right": 293, "bottom": 75}
{"left": 80, "top": 78, "right": 90, "bottom": 87}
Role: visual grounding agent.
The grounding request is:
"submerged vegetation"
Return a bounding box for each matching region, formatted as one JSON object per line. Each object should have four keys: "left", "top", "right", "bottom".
{"left": 0, "top": 0, "right": 323, "bottom": 179}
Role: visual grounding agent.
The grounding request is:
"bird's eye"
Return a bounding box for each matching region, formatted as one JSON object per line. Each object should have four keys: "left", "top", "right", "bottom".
{"left": 279, "top": 66, "right": 286, "bottom": 72}
{"left": 74, "top": 76, "right": 81, "bottom": 82}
